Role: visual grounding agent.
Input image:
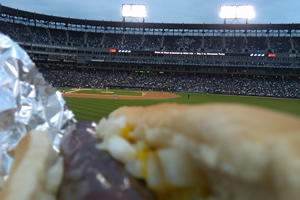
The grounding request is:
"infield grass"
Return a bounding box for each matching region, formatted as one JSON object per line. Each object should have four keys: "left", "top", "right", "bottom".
{"left": 63, "top": 91, "right": 300, "bottom": 122}
{"left": 57, "top": 87, "right": 74, "bottom": 93}
{"left": 74, "top": 89, "right": 142, "bottom": 96}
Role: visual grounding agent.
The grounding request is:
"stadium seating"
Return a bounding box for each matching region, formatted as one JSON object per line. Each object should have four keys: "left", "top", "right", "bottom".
{"left": 39, "top": 68, "right": 300, "bottom": 98}
{"left": 0, "top": 4, "right": 299, "bottom": 99}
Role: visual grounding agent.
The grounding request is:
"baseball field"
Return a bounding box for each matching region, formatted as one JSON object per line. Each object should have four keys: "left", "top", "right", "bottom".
{"left": 60, "top": 88, "right": 300, "bottom": 122}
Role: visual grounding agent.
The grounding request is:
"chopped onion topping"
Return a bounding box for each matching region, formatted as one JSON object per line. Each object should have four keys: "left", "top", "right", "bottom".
{"left": 158, "top": 148, "right": 198, "bottom": 186}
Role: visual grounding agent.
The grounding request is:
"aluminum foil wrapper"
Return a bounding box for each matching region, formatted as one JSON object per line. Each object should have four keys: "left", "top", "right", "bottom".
{"left": 0, "top": 33, "right": 76, "bottom": 183}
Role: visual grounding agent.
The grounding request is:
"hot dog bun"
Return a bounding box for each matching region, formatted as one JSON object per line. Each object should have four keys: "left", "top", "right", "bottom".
{"left": 0, "top": 130, "right": 63, "bottom": 200}
{"left": 96, "top": 103, "right": 300, "bottom": 200}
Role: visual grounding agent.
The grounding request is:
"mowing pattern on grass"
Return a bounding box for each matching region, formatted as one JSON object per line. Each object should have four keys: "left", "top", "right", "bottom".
{"left": 64, "top": 92, "right": 300, "bottom": 122}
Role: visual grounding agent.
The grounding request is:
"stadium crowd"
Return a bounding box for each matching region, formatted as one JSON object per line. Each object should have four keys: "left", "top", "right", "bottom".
{"left": 0, "top": 21, "right": 297, "bottom": 53}
{"left": 92, "top": 55, "right": 295, "bottom": 68}
{"left": 40, "top": 68, "right": 300, "bottom": 98}
{"left": 1, "top": 20, "right": 299, "bottom": 99}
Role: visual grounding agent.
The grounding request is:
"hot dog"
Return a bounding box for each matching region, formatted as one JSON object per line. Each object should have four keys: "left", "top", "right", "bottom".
{"left": 2, "top": 103, "right": 300, "bottom": 200}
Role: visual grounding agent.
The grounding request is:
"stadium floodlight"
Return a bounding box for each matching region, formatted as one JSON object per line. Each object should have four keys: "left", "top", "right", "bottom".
{"left": 236, "top": 5, "right": 255, "bottom": 19}
{"left": 219, "top": 5, "right": 237, "bottom": 19}
{"left": 219, "top": 5, "right": 255, "bottom": 23}
{"left": 122, "top": 4, "right": 147, "bottom": 18}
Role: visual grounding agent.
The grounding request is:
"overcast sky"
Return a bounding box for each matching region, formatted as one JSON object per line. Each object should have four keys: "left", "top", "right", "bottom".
{"left": 1, "top": 0, "right": 300, "bottom": 24}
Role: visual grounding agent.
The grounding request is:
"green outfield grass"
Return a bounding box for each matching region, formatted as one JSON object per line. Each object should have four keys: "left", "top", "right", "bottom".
{"left": 74, "top": 89, "right": 142, "bottom": 96}
{"left": 64, "top": 91, "right": 300, "bottom": 122}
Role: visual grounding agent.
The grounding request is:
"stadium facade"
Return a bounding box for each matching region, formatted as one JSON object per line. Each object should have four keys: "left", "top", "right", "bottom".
{"left": 0, "top": 4, "right": 299, "bottom": 97}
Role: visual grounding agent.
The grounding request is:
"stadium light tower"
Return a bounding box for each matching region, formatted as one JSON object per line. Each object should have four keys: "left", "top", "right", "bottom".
{"left": 122, "top": 4, "right": 147, "bottom": 23}
{"left": 219, "top": 5, "right": 255, "bottom": 24}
